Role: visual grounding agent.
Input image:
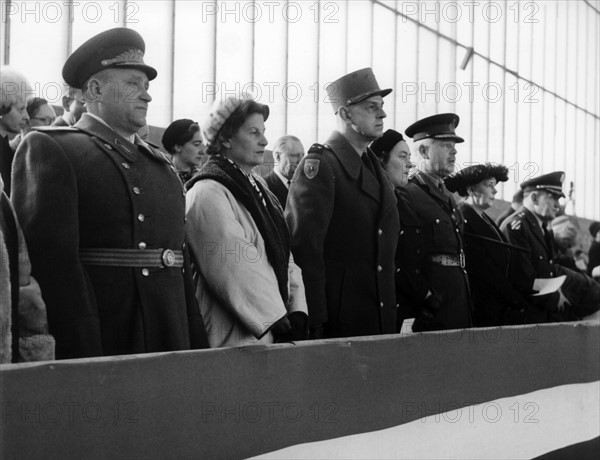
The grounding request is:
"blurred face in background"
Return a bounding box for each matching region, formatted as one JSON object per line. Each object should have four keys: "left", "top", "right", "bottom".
{"left": 29, "top": 103, "right": 56, "bottom": 127}
{"left": 1, "top": 101, "right": 29, "bottom": 134}
{"left": 177, "top": 131, "right": 204, "bottom": 170}
{"left": 276, "top": 140, "right": 304, "bottom": 180}
{"left": 68, "top": 89, "right": 86, "bottom": 121}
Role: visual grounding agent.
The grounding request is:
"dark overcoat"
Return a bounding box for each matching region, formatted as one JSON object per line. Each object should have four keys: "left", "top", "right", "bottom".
{"left": 393, "top": 187, "right": 429, "bottom": 329}
{"left": 285, "top": 130, "right": 399, "bottom": 338}
{"left": 264, "top": 172, "right": 289, "bottom": 209}
{"left": 460, "top": 203, "right": 531, "bottom": 326}
{"left": 501, "top": 206, "right": 600, "bottom": 322}
{"left": 11, "top": 114, "right": 207, "bottom": 359}
{"left": 401, "top": 171, "right": 471, "bottom": 330}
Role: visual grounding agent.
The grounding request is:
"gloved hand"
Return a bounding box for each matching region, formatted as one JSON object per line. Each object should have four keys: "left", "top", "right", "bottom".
{"left": 275, "top": 312, "right": 309, "bottom": 342}
{"left": 271, "top": 315, "right": 291, "bottom": 335}
{"left": 412, "top": 293, "right": 442, "bottom": 332}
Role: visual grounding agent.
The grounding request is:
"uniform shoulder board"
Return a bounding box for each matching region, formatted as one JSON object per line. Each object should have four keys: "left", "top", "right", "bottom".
{"left": 307, "top": 143, "right": 331, "bottom": 155}
{"left": 35, "top": 126, "right": 77, "bottom": 132}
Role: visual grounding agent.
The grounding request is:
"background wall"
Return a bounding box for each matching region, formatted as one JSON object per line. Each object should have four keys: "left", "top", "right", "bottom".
{"left": 1, "top": 0, "right": 599, "bottom": 219}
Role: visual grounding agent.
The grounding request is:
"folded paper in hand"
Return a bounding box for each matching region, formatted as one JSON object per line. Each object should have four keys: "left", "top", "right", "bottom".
{"left": 532, "top": 275, "right": 566, "bottom": 296}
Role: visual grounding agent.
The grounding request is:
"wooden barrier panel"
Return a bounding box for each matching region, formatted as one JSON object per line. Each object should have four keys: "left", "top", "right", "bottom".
{"left": 1, "top": 322, "right": 598, "bottom": 459}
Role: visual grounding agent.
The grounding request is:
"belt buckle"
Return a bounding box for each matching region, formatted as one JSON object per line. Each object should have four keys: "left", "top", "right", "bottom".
{"left": 162, "top": 249, "right": 176, "bottom": 267}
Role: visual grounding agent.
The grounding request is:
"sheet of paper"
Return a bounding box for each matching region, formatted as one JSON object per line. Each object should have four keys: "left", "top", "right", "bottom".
{"left": 532, "top": 275, "right": 566, "bottom": 296}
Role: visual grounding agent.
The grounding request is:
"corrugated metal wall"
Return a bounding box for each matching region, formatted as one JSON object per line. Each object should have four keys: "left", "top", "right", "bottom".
{"left": 2, "top": 0, "right": 598, "bottom": 218}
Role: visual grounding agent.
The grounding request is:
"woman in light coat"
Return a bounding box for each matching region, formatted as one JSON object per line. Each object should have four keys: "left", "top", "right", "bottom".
{"left": 185, "top": 94, "right": 308, "bottom": 348}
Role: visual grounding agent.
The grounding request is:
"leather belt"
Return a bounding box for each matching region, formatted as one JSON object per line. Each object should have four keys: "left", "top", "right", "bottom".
{"left": 79, "top": 248, "right": 184, "bottom": 268}
{"left": 429, "top": 252, "right": 465, "bottom": 268}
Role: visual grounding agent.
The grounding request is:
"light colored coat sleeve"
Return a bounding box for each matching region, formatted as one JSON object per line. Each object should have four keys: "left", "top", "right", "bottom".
{"left": 287, "top": 254, "right": 308, "bottom": 316}
{"left": 186, "top": 180, "right": 287, "bottom": 339}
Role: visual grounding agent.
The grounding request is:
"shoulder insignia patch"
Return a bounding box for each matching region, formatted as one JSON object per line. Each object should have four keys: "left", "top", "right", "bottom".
{"left": 304, "top": 159, "right": 320, "bottom": 179}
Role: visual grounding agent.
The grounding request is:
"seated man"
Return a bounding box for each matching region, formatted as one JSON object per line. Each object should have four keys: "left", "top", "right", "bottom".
{"left": 501, "top": 172, "right": 600, "bottom": 322}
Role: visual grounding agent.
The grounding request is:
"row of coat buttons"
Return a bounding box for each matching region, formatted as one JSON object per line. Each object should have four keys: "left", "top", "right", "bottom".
{"left": 395, "top": 267, "right": 420, "bottom": 275}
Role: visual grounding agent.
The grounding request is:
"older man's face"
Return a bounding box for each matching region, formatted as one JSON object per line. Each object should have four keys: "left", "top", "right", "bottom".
{"left": 423, "top": 140, "right": 457, "bottom": 178}
{"left": 94, "top": 68, "right": 151, "bottom": 135}
{"left": 533, "top": 191, "right": 560, "bottom": 221}
{"left": 277, "top": 140, "right": 304, "bottom": 180}
{"left": 345, "top": 95, "right": 386, "bottom": 141}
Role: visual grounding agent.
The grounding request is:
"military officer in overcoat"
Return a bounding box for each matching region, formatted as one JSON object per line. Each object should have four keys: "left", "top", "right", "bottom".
{"left": 285, "top": 68, "right": 400, "bottom": 339}
{"left": 501, "top": 172, "right": 600, "bottom": 322}
{"left": 11, "top": 28, "right": 208, "bottom": 359}
{"left": 402, "top": 113, "right": 472, "bottom": 331}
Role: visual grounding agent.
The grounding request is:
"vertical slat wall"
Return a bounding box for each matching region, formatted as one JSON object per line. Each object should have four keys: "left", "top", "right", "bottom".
{"left": 2, "top": 0, "right": 598, "bottom": 219}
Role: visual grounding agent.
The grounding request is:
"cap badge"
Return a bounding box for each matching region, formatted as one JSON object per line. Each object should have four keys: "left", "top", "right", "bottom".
{"left": 101, "top": 48, "right": 145, "bottom": 67}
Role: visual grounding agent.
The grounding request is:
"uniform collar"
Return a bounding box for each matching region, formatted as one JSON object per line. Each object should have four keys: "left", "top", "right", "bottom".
{"left": 84, "top": 112, "right": 136, "bottom": 143}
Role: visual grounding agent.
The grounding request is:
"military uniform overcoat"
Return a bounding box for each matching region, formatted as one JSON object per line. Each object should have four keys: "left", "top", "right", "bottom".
{"left": 501, "top": 206, "right": 600, "bottom": 322}
{"left": 285, "top": 131, "right": 399, "bottom": 338}
{"left": 500, "top": 206, "right": 557, "bottom": 308}
{"left": 400, "top": 171, "right": 471, "bottom": 330}
{"left": 11, "top": 114, "right": 207, "bottom": 359}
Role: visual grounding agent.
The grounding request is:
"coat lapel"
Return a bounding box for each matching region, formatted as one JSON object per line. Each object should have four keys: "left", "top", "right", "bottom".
{"left": 521, "top": 207, "right": 549, "bottom": 252}
{"left": 411, "top": 171, "right": 451, "bottom": 208}
{"left": 326, "top": 131, "right": 380, "bottom": 203}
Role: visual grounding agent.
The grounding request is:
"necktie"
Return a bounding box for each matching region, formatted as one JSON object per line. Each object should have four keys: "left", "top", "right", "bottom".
{"left": 542, "top": 222, "right": 554, "bottom": 258}
{"left": 362, "top": 152, "right": 376, "bottom": 177}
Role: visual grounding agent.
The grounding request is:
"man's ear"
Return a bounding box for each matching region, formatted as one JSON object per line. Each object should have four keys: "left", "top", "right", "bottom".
{"left": 418, "top": 144, "right": 429, "bottom": 159}
{"left": 86, "top": 78, "right": 102, "bottom": 103}
{"left": 338, "top": 106, "right": 351, "bottom": 123}
{"left": 530, "top": 191, "right": 540, "bottom": 205}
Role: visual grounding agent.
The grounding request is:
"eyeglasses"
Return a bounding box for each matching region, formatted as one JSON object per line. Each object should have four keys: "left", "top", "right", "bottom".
{"left": 30, "top": 117, "right": 55, "bottom": 126}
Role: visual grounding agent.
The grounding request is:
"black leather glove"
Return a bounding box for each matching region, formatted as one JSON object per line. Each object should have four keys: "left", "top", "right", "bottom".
{"left": 413, "top": 294, "right": 442, "bottom": 332}
{"left": 271, "top": 316, "right": 291, "bottom": 335}
{"left": 288, "top": 312, "right": 309, "bottom": 341}
{"left": 275, "top": 312, "right": 309, "bottom": 342}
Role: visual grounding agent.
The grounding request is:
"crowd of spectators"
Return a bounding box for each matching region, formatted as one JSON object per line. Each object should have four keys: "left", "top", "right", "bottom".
{"left": 1, "top": 27, "right": 599, "bottom": 364}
